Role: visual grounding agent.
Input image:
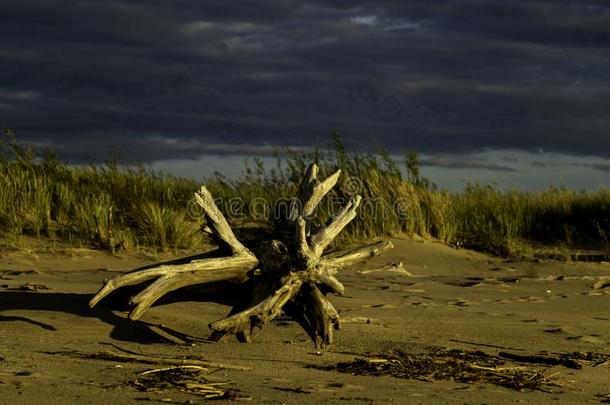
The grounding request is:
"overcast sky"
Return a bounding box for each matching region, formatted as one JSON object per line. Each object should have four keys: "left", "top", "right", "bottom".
{"left": 1, "top": 0, "right": 610, "bottom": 190}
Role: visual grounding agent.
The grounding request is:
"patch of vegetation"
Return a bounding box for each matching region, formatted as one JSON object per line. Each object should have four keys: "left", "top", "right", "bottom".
{"left": 1, "top": 128, "right": 610, "bottom": 256}
{"left": 0, "top": 128, "right": 200, "bottom": 252}
{"left": 319, "top": 348, "right": 564, "bottom": 392}
{"left": 133, "top": 366, "right": 249, "bottom": 400}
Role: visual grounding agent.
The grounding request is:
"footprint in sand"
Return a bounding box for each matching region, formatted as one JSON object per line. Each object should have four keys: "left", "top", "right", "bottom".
{"left": 497, "top": 276, "right": 519, "bottom": 283}
{"left": 515, "top": 296, "right": 546, "bottom": 303}
{"left": 0, "top": 269, "right": 43, "bottom": 276}
{"left": 567, "top": 335, "right": 606, "bottom": 345}
{"left": 592, "top": 279, "right": 610, "bottom": 291}
{"left": 361, "top": 304, "right": 398, "bottom": 309}
{"left": 274, "top": 381, "right": 368, "bottom": 396}
{"left": 342, "top": 316, "right": 383, "bottom": 325}
{"left": 449, "top": 299, "right": 476, "bottom": 307}
{"left": 543, "top": 326, "right": 606, "bottom": 345}
{"left": 444, "top": 277, "right": 484, "bottom": 287}
{"left": 593, "top": 280, "right": 610, "bottom": 289}
{"left": 494, "top": 298, "right": 513, "bottom": 304}
{"left": 587, "top": 290, "right": 610, "bottom": 296}
{"left": 326, "top": 382, "right": 366, "bottom": 391}
{"left": 543, "top": 326, "right": 580, "bottom": 335}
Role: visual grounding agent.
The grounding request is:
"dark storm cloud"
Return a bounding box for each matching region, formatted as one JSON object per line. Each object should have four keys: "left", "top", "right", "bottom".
{"left": 1, "top": 0, "right": 609, "bottom": 162}
{"left": 421, "top": 154, "right": 517, "bottom": 172}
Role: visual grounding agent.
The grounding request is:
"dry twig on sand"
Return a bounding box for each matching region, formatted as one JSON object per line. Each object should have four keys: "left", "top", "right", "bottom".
{"left": 44, "top": 344, "right": 250, "bottom": 371}
{"left": 498, "top": 351, "right": 581, "bottom": 369}
{"left": 322, "top": 348, "right": 565, "bottom": 392}
{"left": 559, "top": 351, "right": 610, "bottom": 367}
{"left": 97, "top": 350, "right": 250, "bottom": 371}
{"left": 133, "top": 366, "right": 251, "bottom": 400}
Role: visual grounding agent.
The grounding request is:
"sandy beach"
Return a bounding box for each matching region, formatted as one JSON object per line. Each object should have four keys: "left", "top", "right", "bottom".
{"left": 1, "top": 236, "right": 609, "bottom": 404}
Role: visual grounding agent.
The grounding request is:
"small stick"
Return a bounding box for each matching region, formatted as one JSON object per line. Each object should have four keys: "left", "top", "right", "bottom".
{"left": 100, "top": 349, "right": 251, "bottom": 370}
{"left": 449, "top": 339, "right": 526, "bottom": 351}
{"left": 139, "top": 365, "right": 208, "bottom": 375}
{"left": 498, "top": 352, "right": 581, "bottom": 369}
{"left": 469, "top": 365, "right": 528, "bottom": 371}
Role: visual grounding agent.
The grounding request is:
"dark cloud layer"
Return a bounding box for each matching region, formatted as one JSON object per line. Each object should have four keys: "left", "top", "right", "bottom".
{"left": 1, "top": 0, "right": 609, "bottom": 162}
{"left": 421, "top": 155, "right": 516, "bottom": 172}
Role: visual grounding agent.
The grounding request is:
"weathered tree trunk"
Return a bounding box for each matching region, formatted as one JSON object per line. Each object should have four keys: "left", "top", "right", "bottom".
{"left": 89, "top": 163, "right": 393, "bottom": 348}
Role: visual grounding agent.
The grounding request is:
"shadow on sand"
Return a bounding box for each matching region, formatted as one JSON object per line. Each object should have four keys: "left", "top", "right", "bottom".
{"left": 0, "top": 249, "right": 251, "bottom": 344}
{"left": 0, "top": 282, "right": 244, "bottom": 344}
{"left": 0, "top": 249, "right": 248, "bottom": 344}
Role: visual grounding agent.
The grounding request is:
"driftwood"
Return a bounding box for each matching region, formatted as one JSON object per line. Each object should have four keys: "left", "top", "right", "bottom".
{"left": 89, "top": 163, "right": 393, "bottom": 347}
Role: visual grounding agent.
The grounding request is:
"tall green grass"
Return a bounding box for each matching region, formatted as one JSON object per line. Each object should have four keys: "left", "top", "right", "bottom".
{"left": 1, "top": 129, "right": 609, "bottom": 256}
{"left": 0, "top": 130, "right": 201, "bottom": 252}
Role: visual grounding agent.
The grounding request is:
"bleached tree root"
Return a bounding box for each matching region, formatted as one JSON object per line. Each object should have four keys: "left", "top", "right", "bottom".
{"left": 324, "top": 240, "right": 394, "bottom": 267}
{"left": 89, "top": 186, "right": 258, "bottom": 320}
{"left": 89, "top": 163, "right": 393, "bottom": 347}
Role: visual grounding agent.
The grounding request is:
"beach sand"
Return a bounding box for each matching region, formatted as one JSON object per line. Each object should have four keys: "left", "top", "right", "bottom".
{"left": 1, "top": 236, "right": 609, "bottom": 404}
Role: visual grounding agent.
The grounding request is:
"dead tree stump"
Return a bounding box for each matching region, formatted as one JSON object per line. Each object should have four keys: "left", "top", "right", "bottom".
{"left": 89, "top": 163, "right": 393, "bottom": 348}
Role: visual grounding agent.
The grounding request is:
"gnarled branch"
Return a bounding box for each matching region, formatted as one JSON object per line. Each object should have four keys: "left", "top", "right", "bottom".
{"left": 89, "top": 163, "right": 393, "bottom": 347}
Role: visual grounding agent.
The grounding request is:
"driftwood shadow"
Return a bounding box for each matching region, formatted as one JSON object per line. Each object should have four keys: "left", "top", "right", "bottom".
{"left": 0, "top": 247, "right": 251, "bottom": 344}
{"left": 0, "top": 279, "right": 245, "bottom": 344}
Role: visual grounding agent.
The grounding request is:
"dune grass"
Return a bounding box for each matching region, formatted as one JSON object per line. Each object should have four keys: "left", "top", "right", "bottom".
{"left": 0, "top": 129, "right": 200, "bottom": 252}
{"left": 1, "top": 129, "right": 609, "bottom": 257}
